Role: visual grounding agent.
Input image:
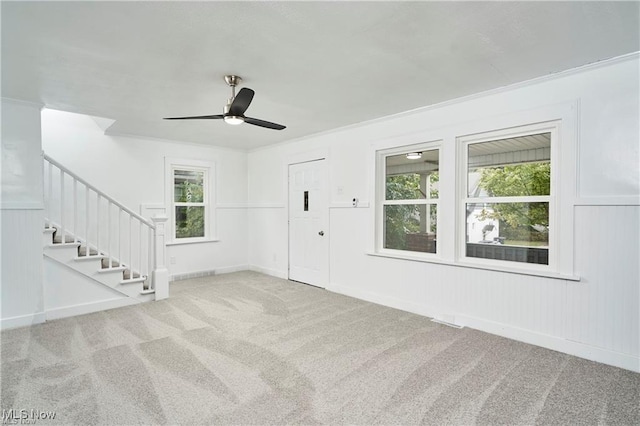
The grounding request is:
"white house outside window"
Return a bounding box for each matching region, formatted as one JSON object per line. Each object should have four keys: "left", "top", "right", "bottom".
{"left": 462, "top": 130, "right": 552, "bottom": 266}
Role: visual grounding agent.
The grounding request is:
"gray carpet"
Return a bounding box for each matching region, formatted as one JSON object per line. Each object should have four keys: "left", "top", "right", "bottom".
{"left": 1, "top": 271, "right": 638, "bottom": 425}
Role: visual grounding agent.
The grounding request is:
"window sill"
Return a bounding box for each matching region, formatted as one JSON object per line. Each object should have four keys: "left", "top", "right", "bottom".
{"left": 166, "top": 238, "right": 220, "bottom": 246}
{"left": 366, "top": 250, "right": 580, "bottom": 281}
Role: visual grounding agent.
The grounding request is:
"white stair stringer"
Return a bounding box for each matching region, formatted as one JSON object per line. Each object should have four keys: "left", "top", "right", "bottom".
{"left": 43, "top": 227, "right": 154, "bottom": 302}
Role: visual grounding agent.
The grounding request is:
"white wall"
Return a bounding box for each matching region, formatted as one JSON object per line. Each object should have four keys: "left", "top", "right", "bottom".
{"left": 1, "top": 99, "right": 45, "bottom": 328}
{"left": 41, "top": 110, "right": 249, "bottom": 280}
{"left": 247, "top": 55, "right": 640, "bottom": 371}
{"left": 43, "top": 257, "right": 138, "bottom": 320}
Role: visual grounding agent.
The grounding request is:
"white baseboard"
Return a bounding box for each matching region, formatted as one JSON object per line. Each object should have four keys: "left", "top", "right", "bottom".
{"left": 216, "top": 264, "right": 249, "bottom": 275}
{"left": 249, "top": 265, "right": 288, "bottom": 280}
{"left": 170, "top": 269, "right": 217, "bottom": 281}
{"left": 327, "top": 282, "right": 437, "bottom": 317}
{"left": 170, "top": 265, "right": 249, "bottom": 282}
{"left": 456, "top": 314, "right": 640, "bottom": 373}
{"left": 1, "top": 311, "right": 46, "bottom": 330}
{"left": 327, "top": 282, "right": 640, "bottom": 373}
{"left": 45, "top": 297, "right": 140, "bottom": 321}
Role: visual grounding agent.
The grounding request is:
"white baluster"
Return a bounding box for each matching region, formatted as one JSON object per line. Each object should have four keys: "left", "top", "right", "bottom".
{"left": 73, "top": 179, "right": 78, "bottom": 242}
{"left": 44, "top": 160, "right": 50, "bottom": 228}
{"left": 129, "top": 215, "right": 133, "bottom": 279}
{"left": 60, "top": 169, "right": 65, "bottom": 242}
{"left": 96, "top": 194, "right": 100, "bottom": 255}
{"left": 85, "top": 186, "right": 90, "bottom": 256}
{"left": 108, "top": 201, "right": 112, "bottom": 268}
{"left": 147, "top": 225, "right": 153, "bottom": 289}
{"left": 118, "top": 208, "right": 122, "bottom": 266}
{"left": 47, "top": 161, "right": 53, "bottom": 229}
{"left": 139, "top": 221, "right": 143, "bottom": 281}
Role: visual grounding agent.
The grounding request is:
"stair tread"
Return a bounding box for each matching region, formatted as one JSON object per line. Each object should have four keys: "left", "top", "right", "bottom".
{"left": 53, "top": 235, "right": 78, "bottom": 244}
{"left": 122, "top": 271, "right": 143, "bottom": 280}
{"left": 101, "top": 258, "right": 121, "bottom": 268}
{"left": 75, "top": 255, "right": 106, "bottom": 261}
{"left": 78, "top": 247, "right": 100, "bottom": 256}
{"left": 97, "top": 266, "right": 127, "bottom": 273}
{"left": 48, "top": 242, "right": 81, "bottom": 248}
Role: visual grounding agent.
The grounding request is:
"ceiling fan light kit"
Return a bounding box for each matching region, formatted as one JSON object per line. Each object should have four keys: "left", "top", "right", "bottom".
{"left": 164, "top": 75, "right": 286, "bottom": 130}
{"left": 223, "top": 116, "right": 244, "bottom": 125}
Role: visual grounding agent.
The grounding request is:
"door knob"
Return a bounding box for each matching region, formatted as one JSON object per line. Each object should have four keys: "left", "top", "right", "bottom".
{"left": 318, "top": 231, "right": 325, "bottom": 236}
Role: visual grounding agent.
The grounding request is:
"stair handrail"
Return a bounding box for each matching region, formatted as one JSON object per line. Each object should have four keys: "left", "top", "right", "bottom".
{"left": 44, "top": 153, "right": 155, "bottom": 229}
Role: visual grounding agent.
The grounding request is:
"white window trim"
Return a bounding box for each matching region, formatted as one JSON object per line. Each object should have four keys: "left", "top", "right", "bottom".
{"left": 375, "top": 140, "right": 442, "bottom": 259}
{"left": 165, "top": 157, "right": 217, "bottom": 244}
{"left": 369, "top": 101, "right": 578, "bottom": 280}
{"left": 457, "top": 121, "right": 558, "bottom": 273}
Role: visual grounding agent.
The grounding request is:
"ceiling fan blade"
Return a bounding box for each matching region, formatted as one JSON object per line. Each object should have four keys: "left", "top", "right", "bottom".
{"left": 228, "top": 88, "right": 255, "bottom": 116}
{"left": 163, "top": 114, "right": 224, "bottom": 120}
{"left": 245, "top": 117, "right": 286, "bottom": 130}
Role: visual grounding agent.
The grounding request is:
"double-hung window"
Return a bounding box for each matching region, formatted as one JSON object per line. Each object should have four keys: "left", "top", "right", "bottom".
{"left": 173, "top": 168, "right": 207, "bottom": 240}
{"left": 373, "top": 106, "right": 574, "bottom": 278}
{"left": 380, "top": 146, "right": 440, "bottom": 254}
{"left": 460, "top": 124, "right": 554, "bottom": 266}
{"left": 166, "top": 157, "right": 216, "bottom": 243}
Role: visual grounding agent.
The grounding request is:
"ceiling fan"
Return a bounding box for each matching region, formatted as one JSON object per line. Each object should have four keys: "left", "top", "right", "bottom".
{"left": 164, "top": 75, "right": 286, "bottom": 130}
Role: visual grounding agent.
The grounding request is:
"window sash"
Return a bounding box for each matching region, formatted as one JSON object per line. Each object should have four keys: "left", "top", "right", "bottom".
{"left": 465, "top": 195, "right": 550, "bottom": 204}
{"left": 174, "top": 202, "right": 206, "bottom": 207}
{"left": 172, "top": 167, "right": 208, "bottom": 240}
{"left": 377, "top": 143, "right": 441, "bottom": 256}
{"left": 383, "top": 199, "right": 439, "bottom": 206}
{"left": 460, "top": 126, "right": 556, "bottom": 269}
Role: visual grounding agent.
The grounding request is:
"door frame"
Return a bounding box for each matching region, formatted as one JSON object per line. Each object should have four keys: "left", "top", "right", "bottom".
{"left": 286, "top": 149, "right": 330, "bottom": 287}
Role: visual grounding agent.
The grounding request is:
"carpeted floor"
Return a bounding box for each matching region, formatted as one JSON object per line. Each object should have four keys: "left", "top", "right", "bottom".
{"left": 1, "top": 271, "right": 639, "bottom": 425}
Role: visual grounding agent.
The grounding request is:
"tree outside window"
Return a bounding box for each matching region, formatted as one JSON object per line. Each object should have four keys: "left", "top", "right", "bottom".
{"left": 173, "top": 169, "right": 206, "bottom": 239}
{"left": 465, "top": 131, "right": 552, "bottom": 265}
{"left": 382, "top": 148, "right": 439, "bottom": 253}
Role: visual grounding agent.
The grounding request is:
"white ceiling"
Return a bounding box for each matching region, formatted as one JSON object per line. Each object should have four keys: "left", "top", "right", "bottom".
{"left": 2, "top": 1, "right": 639, "bottom": 151}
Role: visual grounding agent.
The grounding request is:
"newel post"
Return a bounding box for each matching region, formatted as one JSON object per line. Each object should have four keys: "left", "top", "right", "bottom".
{"left": 151, "top": 214, "right": 169, "bottom": 300}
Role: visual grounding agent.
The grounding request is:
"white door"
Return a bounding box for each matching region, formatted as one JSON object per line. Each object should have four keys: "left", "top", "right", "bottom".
{"left": 288, "top": 159, "right": 329, "bottom": 288}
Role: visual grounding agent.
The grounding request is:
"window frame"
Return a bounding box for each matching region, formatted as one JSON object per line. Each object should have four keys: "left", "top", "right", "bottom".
{"left": 376, "top": 141, "right": 442, "bottom": 258}
{"left": 165, "top": 157, "right": 216, "bottom": 244}
{"left": 456, "top": 121, "right": 560, "bottom": 272}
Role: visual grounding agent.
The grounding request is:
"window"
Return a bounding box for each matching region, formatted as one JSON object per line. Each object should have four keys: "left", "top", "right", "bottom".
{"left": 372, "top": 105, "right": 575, "bottom": 278}
{"left": 165, "top": 158, "right": 215, "bottom": 243}
{"left": 379, "top": 146, "right": 439, "bottom": 254}
{"left": 461, "top": 126, "right": 553, "bottom": 266}
{"left": 173, "top": 168, "right": 206, "bottom": 239}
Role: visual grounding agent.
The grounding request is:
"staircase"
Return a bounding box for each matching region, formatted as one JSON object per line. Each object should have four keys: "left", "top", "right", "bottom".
{"left": 43, "top": 225, "right": 154, "bottom": 300}
{"left": 43, "top": 153, "right": 169, "bottom": 305}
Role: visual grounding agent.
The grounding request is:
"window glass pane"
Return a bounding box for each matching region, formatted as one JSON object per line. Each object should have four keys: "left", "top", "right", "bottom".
{"left": 384, "top": 204, "right": 437, "bottom": 253}
{"left": 386, "top": 149, "right": 439, "bottom": 200}
{"left": 468, "top": 133, "right": 550, "bottom": 198}
{"left": 175, "top": 206, "right": 205, "bottom": 238}
{"left": 465, "top": 202, "right": 548, "bottom": 265}
{"left": 174, "top": 170, "right": 204, "bottom": 203}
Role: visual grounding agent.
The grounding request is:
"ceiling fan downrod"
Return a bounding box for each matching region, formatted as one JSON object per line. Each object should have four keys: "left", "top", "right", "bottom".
{"left": 223, "top": 75, "right": 243, "bottom": 124}
{"left": 225, "top": 75, "right": 241, "bottom": 100}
